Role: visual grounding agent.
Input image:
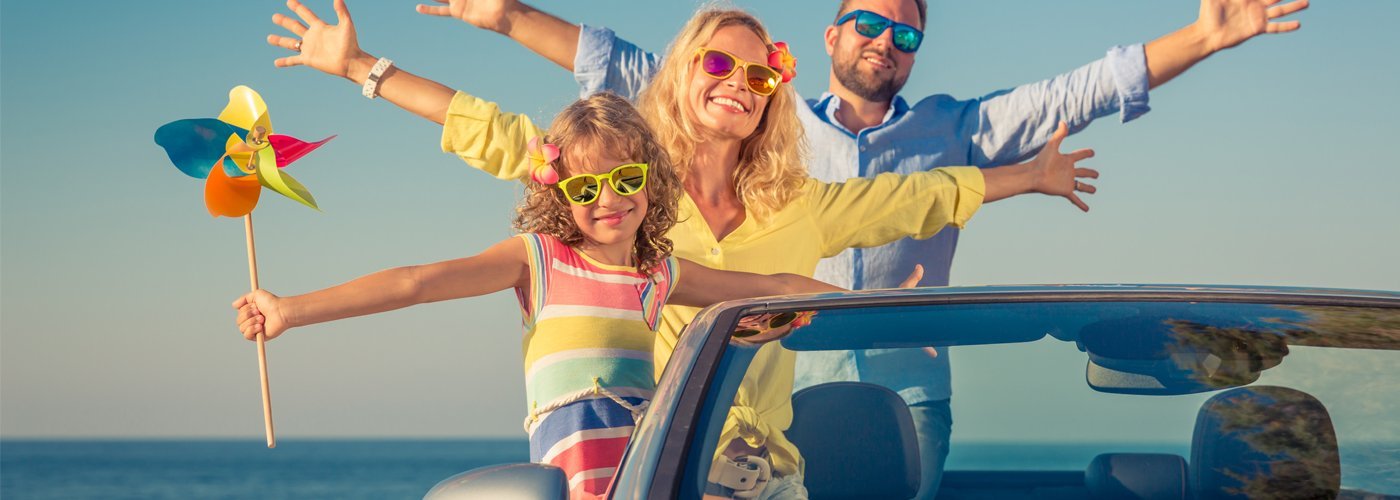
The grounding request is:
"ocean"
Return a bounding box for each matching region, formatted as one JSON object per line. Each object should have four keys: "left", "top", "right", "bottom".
{"left": 3, "top": 439, "right": 1396, "bottom": 498}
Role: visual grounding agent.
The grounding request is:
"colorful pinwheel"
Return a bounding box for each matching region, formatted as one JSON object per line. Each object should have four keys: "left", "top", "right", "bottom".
{"left": 155, "top": 85, "right": 332, "bottom": 217}
{"left": 153, "top": 85, "right": 334, "bottom": 449}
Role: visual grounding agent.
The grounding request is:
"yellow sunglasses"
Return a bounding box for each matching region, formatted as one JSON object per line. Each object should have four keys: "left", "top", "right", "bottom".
{"left": 558, "top": 163, "right": 650, "bottom": 205}
{"left": 693, "top": 47, "right": 783, "bottom": 97}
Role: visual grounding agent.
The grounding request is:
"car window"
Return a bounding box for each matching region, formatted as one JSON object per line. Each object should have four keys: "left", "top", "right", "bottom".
{"left": 680, "top": 299, "right": 1400, "bottom": 499}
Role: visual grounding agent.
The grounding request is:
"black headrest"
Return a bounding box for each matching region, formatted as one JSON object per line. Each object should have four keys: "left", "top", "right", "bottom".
{"left": 1190, "top": 386, "right": 1340, "bottom": 499}
{"left": 1085, "top": 453, "right": 1187, "bottom": 499}
{"left": 787, "top": 382, "right": 920, "bottom": 499}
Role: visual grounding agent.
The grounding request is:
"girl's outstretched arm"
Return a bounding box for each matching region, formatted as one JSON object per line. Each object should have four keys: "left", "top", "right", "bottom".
{"left": 232, "top": 237, "right": 529, "bottom": 341}
{"left": 268, "top": 0, "right": 458, "bottom": 125}
{"left": 668, "top": 260, "right": 853, "bottom": 308}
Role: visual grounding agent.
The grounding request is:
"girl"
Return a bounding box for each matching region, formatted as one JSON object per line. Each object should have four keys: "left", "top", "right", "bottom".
{"left": 231, "top": 93, "right": 864, "bottom": 499}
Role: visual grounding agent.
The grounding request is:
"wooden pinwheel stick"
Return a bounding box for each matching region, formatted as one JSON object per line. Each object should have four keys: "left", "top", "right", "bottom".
{"left": 244, "top": 214, "right": 276, "bottom": 448}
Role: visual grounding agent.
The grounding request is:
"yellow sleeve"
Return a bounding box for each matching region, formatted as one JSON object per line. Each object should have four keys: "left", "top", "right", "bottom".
{"left": 439, "top": 91, "right": 546, "bottom": 181}
{"left": 808, "top": 167, "right": 986, "bottom": 257}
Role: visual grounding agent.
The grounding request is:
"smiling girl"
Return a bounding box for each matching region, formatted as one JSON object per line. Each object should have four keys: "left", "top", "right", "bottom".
{"left": 231, "top": 93, "right": 850, "bottom": 499}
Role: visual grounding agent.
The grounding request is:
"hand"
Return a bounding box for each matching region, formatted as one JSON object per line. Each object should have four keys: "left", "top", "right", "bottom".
{"left": 897, "top": 264, "right": 924, "bottom": 289}
{"left": 895, "top": 265, "right": 938, "bottom": 357}
{"left": 267, "top": 0, "right": 368, "bottom": 81}
{"left": 1195, "top": 0, "right": 1308, "bottom": 52}
{"left": 1028, "top": 121, "right": 1099, "bottom": 212}
{"left": 416, "top": 0, "right": 520, "bottom": 34}
{"left": 233, "top": 290, "right": 290, "bottom": 342}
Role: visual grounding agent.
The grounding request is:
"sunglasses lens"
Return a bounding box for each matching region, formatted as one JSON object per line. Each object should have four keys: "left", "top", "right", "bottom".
{"left": 563, "top": 177, "right": 600, "bottom": 204}
{"left": 701, "top": 50, "right": 737, "bottom": 79}
{"left": 612, "top": 165, "right": 647, "bottom": 195}
{"left": 734, "top": 328, "right": 761, "bottom": 338}
{"left": 893, "top": 26, "right": 923, "bottom": 52}
{"left": 854, "top": 11, "right": 890, "bottom": 38}
{"left": 745, "top": 65, "right": 781, "bottom": 96}
{"left": 768, "top": 312, "right": 799, "bottom": 328}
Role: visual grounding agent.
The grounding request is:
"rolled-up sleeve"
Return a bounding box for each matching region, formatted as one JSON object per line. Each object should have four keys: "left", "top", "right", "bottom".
{"left": 809, "top": 167, "right": 986, "bottom": 257}
{"left": 969, "top": 43, "right": 1151, "bottom": 166}
{"left": 572, "top": 24, "right": 662, "bottom": 100}
{"left": 1106, "top": 44, "right": 1150, "bottom": 122}
{"left": 439, "top": 91, "right": 545, "bottom": 181}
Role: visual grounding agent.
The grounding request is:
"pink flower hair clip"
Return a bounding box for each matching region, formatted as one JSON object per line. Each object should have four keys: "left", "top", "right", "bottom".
{"left": 768, "top": 41, "right": 797, "bottom": 83}
{"left": 527, "top": 136, "right": 561, "bottom": 185}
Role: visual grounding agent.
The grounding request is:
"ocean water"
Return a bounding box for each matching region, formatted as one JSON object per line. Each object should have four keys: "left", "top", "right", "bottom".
{"left": 1, "top": 439, "right": 528, "bottom": 500}
{"left": 3, "top": 439, "right": 1396, "bottom": 498}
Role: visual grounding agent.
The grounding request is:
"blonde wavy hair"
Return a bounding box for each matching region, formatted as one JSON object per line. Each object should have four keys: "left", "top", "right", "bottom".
{"left": 636, "top": 7, "right": 809, "bottom": 221}
{"left": 513, "top": 93, "right": 683, "bottom": 274}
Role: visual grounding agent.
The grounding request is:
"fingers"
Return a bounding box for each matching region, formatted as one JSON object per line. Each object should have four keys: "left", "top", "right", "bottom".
{"left": 333, "top": 0, "right": 353, "bottom": 25}
{"left": 1074, "top": 180, "right": 1097, "bottom": 194}
{"left": 236, "top": 302, "right": 265, "bottom": 341}
{"left": 1066, "top": 148, "right": 1095, "bottom": 162}
{"left": 1267, "top": 0, "right": 1309, "bottom": 19}
{"left": 898, "top": 264, "right": 925, "bottom": 288}
{"left": 416, "top": 4, "right": 451, "bottom": 16}
{"left": 1068, "top": 193, "right": 1089, "bottom": 212}
{"left": 1265, "top": 20, "right": 1301, "bottom": 34}
{"left": 287, "top": 0, "right": 325, "bottom": 26}
{"left": 233, "top": 295, "right": 248, "bottom": 309}
{"left": 923, "top": 347, "right": 939, "bottom": 358}
{"left": 240, "top": 314, "right": 265, "bottom": 341}
{"left": 267, "top": 34, "right": 301, "bottom": 53}
{"left": 1075, "top": 167, "right": 1100, "bottom": 180}
{"left": 272, "top": 12, "right": 307, "bottom": 36}
{"left": 274, "top": 56, "right": 303, "bottom": 68}
{"left": 1047, "top": 121, "right": 1069, "bottom": 149}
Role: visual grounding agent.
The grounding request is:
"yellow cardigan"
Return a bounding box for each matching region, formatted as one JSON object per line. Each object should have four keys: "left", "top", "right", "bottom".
{"left": 441, "top": 91, "right": 986, "bottom": 476}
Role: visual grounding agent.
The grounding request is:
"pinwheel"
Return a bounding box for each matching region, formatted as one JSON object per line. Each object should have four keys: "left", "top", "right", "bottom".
{"left": 155, "top": 85, "right": 330, "bottom": 217}
{"left": 154, "top": 85, "right": 334, "bottom": 448}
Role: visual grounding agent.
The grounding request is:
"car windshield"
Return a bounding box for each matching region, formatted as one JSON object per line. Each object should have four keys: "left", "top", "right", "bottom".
{"left": 674, "top": 289, "right": 1400, "bottom": 499}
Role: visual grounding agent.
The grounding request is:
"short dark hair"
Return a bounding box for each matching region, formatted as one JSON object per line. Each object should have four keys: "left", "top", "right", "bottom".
{"left": 835, "top": 0, "right": 927, "bottom": 29}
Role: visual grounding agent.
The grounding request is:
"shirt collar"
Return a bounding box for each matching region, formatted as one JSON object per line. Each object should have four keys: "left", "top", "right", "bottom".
{"left": 814, "top": 92, "right": 909, "bottom": 136}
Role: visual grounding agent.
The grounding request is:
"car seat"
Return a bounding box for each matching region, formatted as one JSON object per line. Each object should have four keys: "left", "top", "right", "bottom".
{"left": 1190, "top": 385, "right": 1340, "bottom": 499}
{"left": 786, "top": 382, "right": 920, "bottom": 499}
{"left": 1085, "top": 452, "right": 1188, "bottom": 499}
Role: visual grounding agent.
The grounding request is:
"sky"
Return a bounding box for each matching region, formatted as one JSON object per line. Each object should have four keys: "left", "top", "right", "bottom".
{"left": 2, "top": 1, "right": 1397, "bottom": 441}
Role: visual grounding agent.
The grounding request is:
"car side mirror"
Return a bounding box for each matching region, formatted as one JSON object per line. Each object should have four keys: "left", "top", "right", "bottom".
{"left": 423, "top": 463, "right": 568, "bottom": 500}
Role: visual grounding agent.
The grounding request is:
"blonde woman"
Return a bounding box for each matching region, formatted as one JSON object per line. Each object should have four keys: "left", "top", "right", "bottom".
{"left": 270, "top": 1, "right": 1096, "bottom": 497}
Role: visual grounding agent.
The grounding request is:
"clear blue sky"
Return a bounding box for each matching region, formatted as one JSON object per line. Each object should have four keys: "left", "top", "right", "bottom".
{"left": 2, "top": 1, "right": 1397, "bottom": 440}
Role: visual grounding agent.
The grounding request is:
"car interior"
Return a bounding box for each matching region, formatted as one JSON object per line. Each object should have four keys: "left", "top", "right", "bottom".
{"left": 690, "top": 298, "right": 1397, "bottom": 500}
{"left": 786, "top": 381, "right": 1340, "bottom": 499}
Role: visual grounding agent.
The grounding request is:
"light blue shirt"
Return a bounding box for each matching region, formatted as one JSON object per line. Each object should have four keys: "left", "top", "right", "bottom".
{"left": 573, "top": 25, "right": 1150, "bottom": 404}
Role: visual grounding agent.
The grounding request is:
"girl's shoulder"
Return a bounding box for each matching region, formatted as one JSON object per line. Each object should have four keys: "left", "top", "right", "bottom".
{"left": 515, "top": 232, "right": 573, "bottom": 262}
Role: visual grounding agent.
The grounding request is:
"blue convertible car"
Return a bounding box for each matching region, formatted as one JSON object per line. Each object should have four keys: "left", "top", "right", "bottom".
{"left": 426, "top": 285, "right": 1400, "bottom": 499}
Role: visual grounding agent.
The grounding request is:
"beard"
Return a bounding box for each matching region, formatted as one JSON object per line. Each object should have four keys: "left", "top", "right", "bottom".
{"left": 833, "top": 48, "right": 909, "bottom": 103}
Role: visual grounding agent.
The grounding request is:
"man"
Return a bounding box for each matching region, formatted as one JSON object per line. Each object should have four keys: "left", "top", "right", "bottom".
{"left": 417, "top": 0, "right": 1307, "bottom": 497}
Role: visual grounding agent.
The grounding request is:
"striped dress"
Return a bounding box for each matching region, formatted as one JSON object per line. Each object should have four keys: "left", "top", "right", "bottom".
{"left": 515, "top": 233, "right": 678, "bottom": 499}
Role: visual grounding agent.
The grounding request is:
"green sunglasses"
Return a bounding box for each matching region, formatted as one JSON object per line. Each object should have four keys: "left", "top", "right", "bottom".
{"left": 558, "top": 163, "right": 650, "bottom": 205}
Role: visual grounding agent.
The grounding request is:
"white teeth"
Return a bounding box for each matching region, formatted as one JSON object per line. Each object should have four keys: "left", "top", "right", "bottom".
{"left": 710, "top": 96, "right": 748, "bottom": 112}
{"left": 864, "top": 56, "right": 891, "bottom": 69}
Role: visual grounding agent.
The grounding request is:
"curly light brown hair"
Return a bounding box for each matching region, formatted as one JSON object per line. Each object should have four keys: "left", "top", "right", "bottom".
{"left": 512, "top": 93, "right": 684, "bottom": 275}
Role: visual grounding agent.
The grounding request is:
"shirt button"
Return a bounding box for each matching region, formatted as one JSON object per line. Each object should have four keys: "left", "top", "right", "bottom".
{"left": 711, "top": 247, "right": 721, "bottom": 255}
{"left": 859, "top": 145, "right": 867, "bottom": 152}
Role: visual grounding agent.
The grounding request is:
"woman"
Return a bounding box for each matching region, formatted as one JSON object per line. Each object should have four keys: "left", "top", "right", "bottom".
{"left": 269, "top": 1, "right": 1095, "bottom": 497}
